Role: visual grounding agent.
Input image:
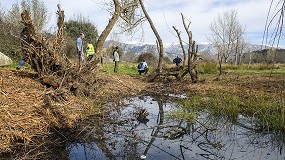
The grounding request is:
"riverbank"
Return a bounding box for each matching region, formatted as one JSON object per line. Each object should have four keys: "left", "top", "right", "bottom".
{"left": 0, "top": 67, "right": 284, "bottom": 159}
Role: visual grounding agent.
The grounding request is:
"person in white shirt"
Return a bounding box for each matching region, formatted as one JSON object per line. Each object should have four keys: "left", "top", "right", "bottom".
{"left": 138, "top": 60, "right": 149, "bottom": 75}
{"left": 113, "top": 46, "right": 120, "bottom": 73}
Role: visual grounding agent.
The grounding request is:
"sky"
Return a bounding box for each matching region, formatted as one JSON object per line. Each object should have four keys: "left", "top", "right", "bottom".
{"left": 0, "top": 0, "right": 283, "bottom": 46}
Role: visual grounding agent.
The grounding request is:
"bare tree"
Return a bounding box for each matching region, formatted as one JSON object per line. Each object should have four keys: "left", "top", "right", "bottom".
{"left": 93, "top": 0, "right": 142, "bottom": 65}
{"left": 138, "top": 0, "right": 164, "bottom": 82}
{"left": 172, "top": 26, "right": 187, "bottom": 68}
{"left": 173, "top": 14, "right": 199, "bottom": 83}
{"left": 234, "top": 37, "right": 247, "bottom": 65}
{"left": 209, "top": 10, "right": 245, "bottom": 76}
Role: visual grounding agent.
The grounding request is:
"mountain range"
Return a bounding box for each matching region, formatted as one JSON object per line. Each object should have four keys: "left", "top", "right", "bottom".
{"left": 104, "top": 40, "right": 266, "bottom": 58}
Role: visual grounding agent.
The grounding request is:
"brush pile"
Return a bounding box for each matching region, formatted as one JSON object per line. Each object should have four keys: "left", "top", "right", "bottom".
{"left": 0, "top": 5, "right": 102, "bottom": 159}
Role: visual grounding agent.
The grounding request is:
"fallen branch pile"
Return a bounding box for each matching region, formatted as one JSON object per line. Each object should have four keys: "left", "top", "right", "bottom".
{"left": 0, "top": 5, "right": 103, "bottom": 159}
{"left": 20, "top": 5, "right": 101, "bottom": 99}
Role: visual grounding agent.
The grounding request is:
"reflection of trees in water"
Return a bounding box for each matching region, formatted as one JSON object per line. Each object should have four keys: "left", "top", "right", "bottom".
{"left": 68, "top": 96, "right": 285, "bottom": 160}
{"left": 189, "top": 114, "right": 285, "bottom": 160}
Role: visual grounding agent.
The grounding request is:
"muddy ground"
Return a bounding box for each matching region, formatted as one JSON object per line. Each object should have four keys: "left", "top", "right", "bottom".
{"left": 0, "top": 67, "right": 284, "bottom": 159}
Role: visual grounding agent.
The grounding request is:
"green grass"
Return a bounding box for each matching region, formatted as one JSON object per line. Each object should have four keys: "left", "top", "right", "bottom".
{"left": 173, "top": 92, "right": 285, "bottom": 131}
{"left": 227, "top": 69, "right": 285, "bottom": 74}
{"left": 2, "top": 60, "right": 32, "bottom": 71}
{"left": 198, "top": 62, "right": 218, "bottom": 74}
{"left": 223, "top": 63, "right": 285, "bottom": 74}
{"left": 100, "top": 62, "right": 153, "bottom": 75}
{"left": 197, "top": 62, "right": 285, "bottom": 75}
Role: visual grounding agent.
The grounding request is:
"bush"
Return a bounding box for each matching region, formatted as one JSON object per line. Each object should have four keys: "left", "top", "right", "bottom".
{"left": 137, "top": 52, "right": 158, "bottom": 67}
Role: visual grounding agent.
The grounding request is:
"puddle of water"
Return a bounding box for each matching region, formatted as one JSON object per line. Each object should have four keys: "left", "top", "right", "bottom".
{"left": 68, "top": 143, "right": 109, "bottom": 160}
{"left": 68, "top": 96, "right": 285, "bottom": 160}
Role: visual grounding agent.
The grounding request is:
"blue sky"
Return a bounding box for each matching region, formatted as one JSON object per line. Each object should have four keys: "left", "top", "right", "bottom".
{"left": 0, "top": 0, "right": 283, "bottom": 46}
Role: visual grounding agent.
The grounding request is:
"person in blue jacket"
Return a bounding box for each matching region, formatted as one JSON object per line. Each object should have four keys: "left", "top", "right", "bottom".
{"left": 173, "top": 56, "right": 182, "bottom": 66}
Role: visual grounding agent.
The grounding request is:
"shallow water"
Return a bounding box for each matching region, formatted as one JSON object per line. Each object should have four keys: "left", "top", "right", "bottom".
{"left": 68, "top": 95, "right": 285, "bottom": 160}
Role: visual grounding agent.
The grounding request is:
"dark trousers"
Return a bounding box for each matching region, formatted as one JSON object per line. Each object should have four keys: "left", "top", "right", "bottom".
{"left": 114, "top": 61, "right": 118, "bottom": 72}
{"left": 87, "top": 55, "right": 94, "bottom": 61}
{"left": 138, "top": 68, "right": 148, "bottom": 75}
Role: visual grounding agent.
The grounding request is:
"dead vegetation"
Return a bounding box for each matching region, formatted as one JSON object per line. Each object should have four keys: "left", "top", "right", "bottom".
{"left": 1, "top": 3, "right": 285, "bottom": 159}
{"left": 0, "top": 69, "right": 91, "bottom": 159}
{"left": 0, "top": 67, "right": 152, "bottom": 159}
{"left": 20, "top": 5, "right": 102, "bottom": 101}
{"left": 1, "top": 66, "right": 285, "bottom": 158}
{"left": 0, "top": 6, "right": 123, "bottom": 158}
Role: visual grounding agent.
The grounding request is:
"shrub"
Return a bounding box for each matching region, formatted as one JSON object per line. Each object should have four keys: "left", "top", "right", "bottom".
{"left": 137, "top": 52, "right": 158, "bottom": 67}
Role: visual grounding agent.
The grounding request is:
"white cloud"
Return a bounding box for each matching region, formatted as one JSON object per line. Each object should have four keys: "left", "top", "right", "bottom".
{"left": 2, "top": 0, "right": 282, "bottom": 46}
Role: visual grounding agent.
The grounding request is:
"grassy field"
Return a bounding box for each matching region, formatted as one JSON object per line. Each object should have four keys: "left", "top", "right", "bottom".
{"left": 170, "top": 92, "right": 285, "bottom": 131}
{"left": 1, "top": 60, "right": 285, "bottom": 158}
{"left": 166, "top": 62, "right": 285, "bottom": 131}
{"left": 99, "top": 61, "right": 285, "bottom": 76}
{"left": 100, "top": 62, "right": 156, "bottom": 75}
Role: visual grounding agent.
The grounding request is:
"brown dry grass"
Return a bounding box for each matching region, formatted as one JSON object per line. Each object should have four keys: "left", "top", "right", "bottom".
{"left": 0, "top": 67, "right": 284, "bottom": 159}
{"left": 0, "top": 67, "right": 154, "bottom": 159}
{"left": 0, "top": 68, "right": 92, "bottom": 158}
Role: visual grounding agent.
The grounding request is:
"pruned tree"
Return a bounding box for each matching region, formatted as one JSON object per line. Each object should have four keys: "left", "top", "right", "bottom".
{"left": 19, "top": 6, "right": 66, "bottom": 77}
{"left": 18, "top": 5, "right": 102, "bottom": 101}
{"left": 173, "top": 13, "right": 199, "bottom": 83}
{"left": 138, "top": 0, "right": 164, "bottom": 82}
{"left": 172, "top": 26, "right": 186, "bottom": 68}
{"left": 92, "top": 0, "right": 142, "bottom": 65}
{"left": 20, "top": 0, "right": 50, "bottom": 32}
{"left": 209, "top": 10, "right": 245, "bottom": 76}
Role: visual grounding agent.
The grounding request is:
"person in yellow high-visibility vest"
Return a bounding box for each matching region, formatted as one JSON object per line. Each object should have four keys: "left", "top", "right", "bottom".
{"left": 85, "top": 41, "right": 95, "bottom": 61}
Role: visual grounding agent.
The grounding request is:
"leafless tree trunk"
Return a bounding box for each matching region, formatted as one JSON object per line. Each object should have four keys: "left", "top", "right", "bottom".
{"left": 173, "top": 26, "right": 186, "bottom": 68}
{"left": 173, "top": 13, "right": 199, "bottom": 83}
{"left": 93, "top": 0, "right": 140, "bottom": 65}
{"left": 248, "top": 52, "right": 252, "bottom": 66}
{"left": 209, "top": 10, "right": 245, "bottom": 79}
{"left": 209, "top": 10, "right": 245, "bottom": 64}
{"left": 236, "top": 38, "right": 247, "bottom": 65}
{"left": 138, "top": 0, "right": 164, "bottom": 82}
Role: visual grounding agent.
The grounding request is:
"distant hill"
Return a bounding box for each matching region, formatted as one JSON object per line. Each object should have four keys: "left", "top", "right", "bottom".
{"left": 241, "top": 48, "right": 285, "bottom": 64}
{"left": 104, "top": 40, "right": 267, "bottom": 59}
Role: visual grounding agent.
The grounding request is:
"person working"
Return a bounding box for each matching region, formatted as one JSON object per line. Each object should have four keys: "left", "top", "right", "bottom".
{"left": 113, "top": 46, "right": 120, "bottom": 73}
{"left": 85, "top": 41, "right": 95, "bottom": 61}
{"left": 173, "top": 56, "right": 182, "bottom": 66}
{"left": 76, "top": 33, "right": 85, "bottom": 66}
{"left": 16, "top": 27, "right": 30, "bottom": 70}
{"left": 138, "top": 60, "right": 148, "bottom": 75}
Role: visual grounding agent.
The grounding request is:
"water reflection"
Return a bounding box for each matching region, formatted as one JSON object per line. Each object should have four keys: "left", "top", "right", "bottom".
{"left": 68, "top": 95, "right": 285, "bottom": 160}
